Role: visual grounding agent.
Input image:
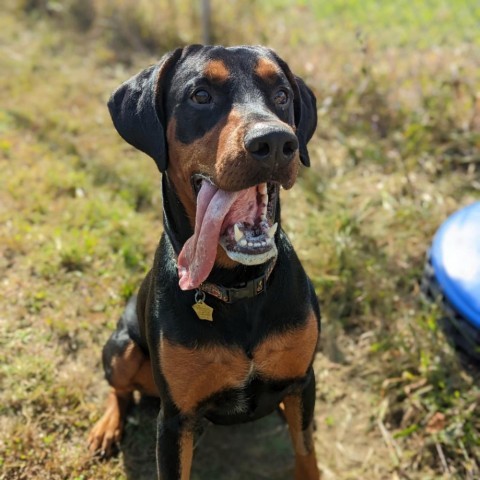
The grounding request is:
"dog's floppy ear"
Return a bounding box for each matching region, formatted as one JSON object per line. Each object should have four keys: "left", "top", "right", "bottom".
{"left": 292, "top": 76, "right": 317, "bottom": 167}
{"left": 270, "top": 51, "right": 317, "bottom": 167}
{"left": 107, "top": 48, "right": 183, "bottom": 172}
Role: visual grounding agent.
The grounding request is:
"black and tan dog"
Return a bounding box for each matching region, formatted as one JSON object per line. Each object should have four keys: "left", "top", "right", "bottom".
{"left": 88, "top": 45, "right": 320, "bottom": 480}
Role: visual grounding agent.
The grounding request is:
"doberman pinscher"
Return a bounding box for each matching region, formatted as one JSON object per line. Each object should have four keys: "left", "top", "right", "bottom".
{"left": 88, "top": 45, "right": 320, "bottom": 480}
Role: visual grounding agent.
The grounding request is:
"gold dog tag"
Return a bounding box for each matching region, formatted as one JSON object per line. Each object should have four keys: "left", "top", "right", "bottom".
{"left": 192, "top": 290, "right": 213, "bottom": 321}
{"left": 192, "top": 301, "right": 214, "bottom": 321}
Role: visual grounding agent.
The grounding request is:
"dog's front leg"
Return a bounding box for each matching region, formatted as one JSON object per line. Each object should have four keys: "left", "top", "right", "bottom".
{"left": 282, "top": 369, "right": 321, "bottom": 480}
{"left": 156, "top": 401, "right": 194, "bottom": 480}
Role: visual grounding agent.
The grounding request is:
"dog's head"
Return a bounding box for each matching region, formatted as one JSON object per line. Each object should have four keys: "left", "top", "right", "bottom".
{"left": 108, "top": 45, "right": 317, "bottom": 290}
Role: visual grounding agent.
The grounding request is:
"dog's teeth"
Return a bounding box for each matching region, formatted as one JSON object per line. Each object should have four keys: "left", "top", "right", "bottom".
{"left": 267, "top": 223, "right": 278, "bottom": 238}
{"left": 234, "top": 224, "right": 243, "bottom": 242}
{"left": 261, "top": 214, "right": 267, "bottom": 221}
{"left": 259, "top": 183, "right": 267, "bottom": 195}
{"left": 261, "top": 241, "right": 267, "bottom": 247}
{"left": 239, "top": 239, "right": 247, "bottom": 247}
{"left": 248, "top": 242, "right": 254, "bottom": 247}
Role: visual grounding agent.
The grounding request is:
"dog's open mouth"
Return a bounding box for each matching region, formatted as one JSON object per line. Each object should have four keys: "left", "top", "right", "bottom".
{"left": 177, "top": 176, "right": 278, "bottom": 290}
{"left": 218, "top": 181, "right": 278, "bottom": 261}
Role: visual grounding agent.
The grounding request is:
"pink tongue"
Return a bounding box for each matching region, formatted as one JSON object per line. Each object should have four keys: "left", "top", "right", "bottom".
{"left": 178, "top": 182, "right": 243, "bottom": 290}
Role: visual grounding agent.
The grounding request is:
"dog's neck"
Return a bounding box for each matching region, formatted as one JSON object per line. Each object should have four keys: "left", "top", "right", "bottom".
{"left": 161, "top": 175, "right": 280, "bottom": 289}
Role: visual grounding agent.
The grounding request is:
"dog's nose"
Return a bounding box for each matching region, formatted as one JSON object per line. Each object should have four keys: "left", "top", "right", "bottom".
{"left": 244, "top": 126, "right": 298, "bottom": 167}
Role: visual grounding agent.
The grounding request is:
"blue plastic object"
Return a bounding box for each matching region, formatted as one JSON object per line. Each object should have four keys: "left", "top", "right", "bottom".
{"left": 430, "top": 202, "right": 480, "bottom": 329}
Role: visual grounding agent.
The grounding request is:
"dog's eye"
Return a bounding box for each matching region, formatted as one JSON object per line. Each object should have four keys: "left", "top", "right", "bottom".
{"left": 191, "top": 89, "right": 212, "bottom": 105}
{"left": 273, "top": 90, "right": 289, "bottom": 106}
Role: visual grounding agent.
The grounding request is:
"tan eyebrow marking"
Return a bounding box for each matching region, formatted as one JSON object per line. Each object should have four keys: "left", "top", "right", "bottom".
{"left": 255, "top": 57, "right": 280, "bottom": 83}
{"left": 203, "top": 60, "right": 230, "bottom": 83}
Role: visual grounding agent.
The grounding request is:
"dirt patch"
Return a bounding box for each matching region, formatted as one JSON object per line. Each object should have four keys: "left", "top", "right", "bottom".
{"left": 314, "top": 353, "right": 393, "bottom": 479}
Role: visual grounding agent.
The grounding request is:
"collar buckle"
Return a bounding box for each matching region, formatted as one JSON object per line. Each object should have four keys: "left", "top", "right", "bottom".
{"left": 223, "top": 275, "right": 267, "bottom": 303}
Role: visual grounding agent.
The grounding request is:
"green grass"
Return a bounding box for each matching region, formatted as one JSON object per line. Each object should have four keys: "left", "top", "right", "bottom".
{"left": 1, "top": 0, "right": 480, "bottom": 479}
{"left": 311, "top": 0, "right": 480, "bottom": 46}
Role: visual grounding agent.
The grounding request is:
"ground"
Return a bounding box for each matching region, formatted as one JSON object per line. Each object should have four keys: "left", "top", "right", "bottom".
{"left": 1, "top": 1, "right": 480, "bottom": 479}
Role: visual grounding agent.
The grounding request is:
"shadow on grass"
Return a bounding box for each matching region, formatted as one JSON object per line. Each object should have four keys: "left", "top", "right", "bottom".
{"left": 121, "top": 396, "right": 294, "bottom": 480}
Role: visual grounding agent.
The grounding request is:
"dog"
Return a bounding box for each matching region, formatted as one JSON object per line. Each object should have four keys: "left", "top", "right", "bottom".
{"left": 88, "top": 44, "right": 320, "bottom": 480}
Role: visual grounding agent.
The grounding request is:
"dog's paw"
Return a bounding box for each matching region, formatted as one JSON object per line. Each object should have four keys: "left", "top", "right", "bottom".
{"left": 87, "top": 410, "right": 123, "bottom": 458}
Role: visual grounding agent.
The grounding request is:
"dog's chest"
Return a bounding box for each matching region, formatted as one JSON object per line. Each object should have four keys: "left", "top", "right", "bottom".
{"left": 160, "top": 313, "right": 318, "bottom": 413}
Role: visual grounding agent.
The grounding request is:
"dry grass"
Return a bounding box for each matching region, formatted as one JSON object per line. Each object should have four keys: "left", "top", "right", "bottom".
{"left": 1, "top": 1, "right": 480, "bottom": 479}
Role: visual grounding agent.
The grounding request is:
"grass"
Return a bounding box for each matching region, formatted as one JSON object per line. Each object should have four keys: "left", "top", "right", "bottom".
{"left": 1, "top": 0, "right": 479, "bottom": 478}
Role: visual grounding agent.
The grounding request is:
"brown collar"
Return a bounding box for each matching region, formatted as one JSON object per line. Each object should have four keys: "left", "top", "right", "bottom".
{"left": 198, "top": 258, "right": 277, "bottom": 303}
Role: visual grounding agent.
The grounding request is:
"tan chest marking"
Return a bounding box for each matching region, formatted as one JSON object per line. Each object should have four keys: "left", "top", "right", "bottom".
{"left": 253, "top": 312, "right": 318, "bottom": 380}
{"left": 160, "top": 339, "right": 251, "bottom": 413}
{"left": 160, "top": 312, "right": 318, "bottom": 413}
